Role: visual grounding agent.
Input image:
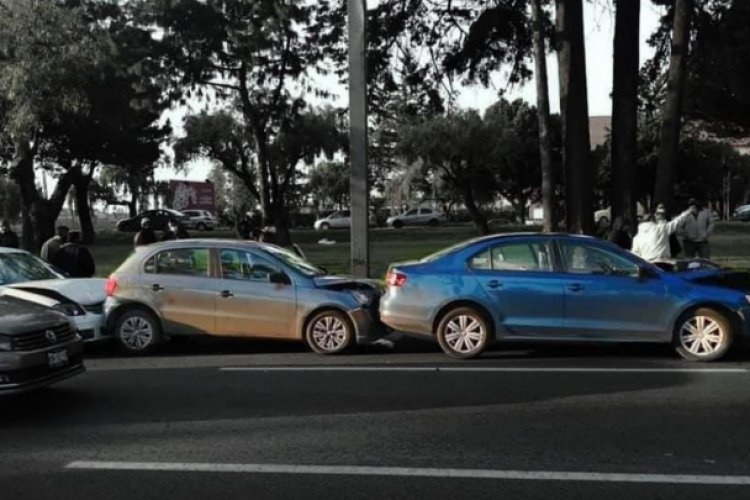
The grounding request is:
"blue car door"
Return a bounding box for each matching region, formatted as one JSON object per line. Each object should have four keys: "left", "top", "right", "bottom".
{"left": 557, "top": 239, "right": 675, "bottom": 341}
{"left": 469, "top": 238, "right": 567, "bottom": 338}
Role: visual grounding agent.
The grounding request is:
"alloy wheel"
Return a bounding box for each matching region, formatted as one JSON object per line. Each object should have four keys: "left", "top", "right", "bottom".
{"left": 444, "top": 314, "right": 486, "bottom": 355}
{"left": 679, "top": 315, "right": 725, "bottom": 357}
{"left": 311, "top": 315, "right": 349, "bottom": 353}
{"left": 120, "top": 316, "right": 154, "bottom": 351}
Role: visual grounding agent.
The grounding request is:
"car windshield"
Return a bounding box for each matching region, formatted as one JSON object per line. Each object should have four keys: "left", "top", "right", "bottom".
{"left": 0, "top": 252, "right": 61, "bottom": 285}
{"left": 263, "top": 245, "right": 326, "bottom": 277}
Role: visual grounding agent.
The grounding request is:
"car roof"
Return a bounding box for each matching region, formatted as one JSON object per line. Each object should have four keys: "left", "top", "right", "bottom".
{"left": 138, "top": 239, "right": 279, "bottom": 252}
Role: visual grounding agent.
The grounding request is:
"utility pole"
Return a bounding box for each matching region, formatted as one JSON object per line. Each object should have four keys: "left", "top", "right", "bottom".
{"left": 348, "top": 0, "right": 369, "bottom": 277}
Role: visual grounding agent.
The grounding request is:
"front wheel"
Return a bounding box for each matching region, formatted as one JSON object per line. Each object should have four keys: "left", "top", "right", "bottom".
{"left": 196, "top": 222, "right": 207, "bottom": 231}
{"left": 305, "top": 310, "right": 353, "bottom": 355}
{"left": 436, "top": 307, "right": 490, "bottom": 359}
{"left": 674, "top": 308, "right": 733, "bottom": 362}
{"left": 320, "top": 222, "right": 330, "bottom": 231}
{"left": 392, "top": 220, "right": 404, "bottom": 229}
{"left": 114, "top": 308, "right": 162, "bottom": 355}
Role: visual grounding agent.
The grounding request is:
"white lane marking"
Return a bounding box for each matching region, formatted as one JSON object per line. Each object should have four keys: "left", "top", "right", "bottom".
{"left": 66, "top": 461, "right": 750, "bottom": 485}
{"left": 219, "top": 366, "right": 748, "bottom": 374}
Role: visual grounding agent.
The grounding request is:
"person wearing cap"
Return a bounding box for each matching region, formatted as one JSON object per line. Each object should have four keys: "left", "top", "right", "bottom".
{"left": 134, "top": 217, "right": 157, "bottom": 248}
{"left": 41, "top": 225, "right": 69, "bottom": 262}
{"left": 0, "top": 221, "right": 19, "bottom": 249}
{"left": 678, "top": 198, "right": 714, "bottom": 259}
{"left": 631, "top": 204, "right": 692, "bottom": 262}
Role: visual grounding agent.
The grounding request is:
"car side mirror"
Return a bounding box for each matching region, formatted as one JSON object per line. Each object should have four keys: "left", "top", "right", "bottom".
{"left": 638, "top": 266, "right": 658, "bottom": 281}
{"left": 269, "top": 271, "right": 291, "bottom": 285}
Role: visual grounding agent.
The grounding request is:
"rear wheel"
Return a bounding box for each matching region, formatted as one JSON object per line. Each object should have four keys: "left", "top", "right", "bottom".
{"left": 674, "top": 308, "right": 733, "bottom": 362}
{"left": 392, "top": 219, "right": 404, "bottom": 229}
{"left": 305, "top": 310, "right": 353, "bottom": 355}
{"left": 436, "top": 307, "right": 490, "bottom": 359}
{"left": 114, "top": 308, "right": 162, "bottom": 355}
{"left": 428, "top": 218, "right": 439, "bottom": 227}
{"left": 196, "top": 222, "right": 207, "bottom": 231}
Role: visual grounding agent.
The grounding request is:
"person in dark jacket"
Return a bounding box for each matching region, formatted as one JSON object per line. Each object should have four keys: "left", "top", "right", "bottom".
{"left": 162, "top": 220, "right": 190, "bottom": 241}
{"left": 0, "top": 221, "right": 19, "bottom": 248}
{"left": 608, "top": 216, "right": 633, "bottom": 251}
{"left": 134, "top": 217, "right": 157, "bottom": 248}
{"left": 56, "top": 231, "right": 95, "bottom": 277}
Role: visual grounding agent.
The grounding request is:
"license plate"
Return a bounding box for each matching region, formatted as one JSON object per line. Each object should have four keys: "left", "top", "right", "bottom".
{"left": 47, "top": 350, "right": 69, "bottom": 369}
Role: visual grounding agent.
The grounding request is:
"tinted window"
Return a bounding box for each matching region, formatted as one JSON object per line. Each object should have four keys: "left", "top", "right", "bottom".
{"left": 419, "top": 208, "right": 433, "bottom": 215}
{"left": 405, "top": 209, "right": 418, "bottom": 216}
{"left": 469, "top": 241, "right": 552, "bottom": 272}
{"left": 220, "top": 249, "right": 280, "bottom": 282}
{"left": 341, "top": 210, "right": 351, "bottom": 217}
{"left": 151, "top": 248, "right": 209, "bottom": 277}
{"left": 561, "top": 242, "right": 638, "bottom": 276}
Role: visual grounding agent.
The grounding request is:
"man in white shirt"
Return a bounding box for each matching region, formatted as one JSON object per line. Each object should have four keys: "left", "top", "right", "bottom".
{"left": 679, "top": 198, "right": 714, "bottom": 259}
{"left": 631, "top": 205, "right": 692, "bottom": 262}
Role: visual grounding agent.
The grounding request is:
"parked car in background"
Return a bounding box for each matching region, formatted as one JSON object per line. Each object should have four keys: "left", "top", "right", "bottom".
{"left": 594, "top": 203, "right": 647, "bottom": 227}
{"left": 733, "top": 204, "right": 750, "bottom": 222}
{"left": 381, "top": 233, "right": 750, "bottom": 361}
{"left": 313, "top": 210, "right": 377, "bottom": 230}
{"left": 0, "top": 248, "right": 107, "bottom": 342}
{"left": 386, "top": 208, "right": 447, "bottom": 229}
{"left": 116, "top": 209, "right": 187, "bottom": 232}
{"left": 104, "top": 239, "right": 384, "bottom": 355}
{"left": 182, "top": 209, "right": 217, "bottom": 231}
{"left": 0, "top": 296, "right": 84, "bottom": 395}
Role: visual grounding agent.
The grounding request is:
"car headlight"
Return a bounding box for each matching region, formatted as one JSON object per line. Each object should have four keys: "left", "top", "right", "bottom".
{"left": 0, "top": 335, "right": 11, "bottom": 351}
{"left": 350, "top": 290, "right": 371, "bottom": 306}
{"left": 52, "top": 303, "right": 86, "bottom": 317}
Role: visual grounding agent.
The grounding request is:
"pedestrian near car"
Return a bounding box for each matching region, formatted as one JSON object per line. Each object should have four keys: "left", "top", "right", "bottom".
{"left": 56, "top": 231, "right": 96, "bottom": 278}
{"left": 134, "top": 218, "right": 157, "bottom": 248}
{"left": 631, "top": 205, "right": 692, "bottom": 262}
{"left": 162, "top": 220, "right": 190, "bottom": 241}
{"left": 679, "top": 198, "right": 714, "bottom": 259}
{"left": 0, "top": 221, "right": 19, "bottom": 248}
{"left": 40, "top": 225, "right": 69, "bottom": 262}
{"left": 608, "top": 217, "right": 633, "bottom": 251}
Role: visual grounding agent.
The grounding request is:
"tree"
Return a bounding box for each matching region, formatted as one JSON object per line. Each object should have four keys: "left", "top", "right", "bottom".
{"left": 308, "top": 162, "right": 350, "bottom": 211}
{"left": 611, "top": 0, "right": 640, "bottom": 230}
{"left": 140, "top": 0, "right": 341, "bottom": 246}
{"left": 555, "top": 0, "right": 594, "bottom": 234}
{"left": 654, "top": 0, "right": 694, "bottom": 210}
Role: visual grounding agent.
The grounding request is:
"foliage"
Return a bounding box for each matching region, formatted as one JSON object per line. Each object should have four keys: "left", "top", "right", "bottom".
{"left": 307, "top": 161, "right": 350, "bottom": 211}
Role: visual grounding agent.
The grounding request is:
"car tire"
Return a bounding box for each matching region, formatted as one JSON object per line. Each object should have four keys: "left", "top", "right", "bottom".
{"left": 320, "top": 222, "right": 330, "bottom": 231}
{"left": 114, "top": 308, "right": 162, "bottom": 355}
{"left": 428, "top": 218, "right": 439, "bottom": 227}
{"left": 673, "top": 307, "right": 734, "bottom": 362}
{"left": 392, "top": 220, "right": 404, "bottom": 229}
{"left": 196, "top": 222, "right": 207, "bottom": 231}
{"left": 305, "top": 309, "right": 354, "bottom": 355}
{"left": 436, "top": 307, "right": 490, "bottom": 359}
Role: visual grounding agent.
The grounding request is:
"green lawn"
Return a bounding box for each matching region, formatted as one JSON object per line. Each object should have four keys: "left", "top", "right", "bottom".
{"left": 89, "top": 222, "right": 750, "bottom": 278}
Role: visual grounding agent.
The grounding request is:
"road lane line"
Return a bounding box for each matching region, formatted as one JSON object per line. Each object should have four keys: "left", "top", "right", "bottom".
{"left": 219, "top": 366, "right": 748, "bottom": 374}
{"left": 66, "top": 461, "right": 750, "bottom": 485}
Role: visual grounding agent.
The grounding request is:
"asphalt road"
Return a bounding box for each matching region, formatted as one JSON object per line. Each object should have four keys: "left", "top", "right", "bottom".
{"left": 3, "top": 337, "right": 750, "bottom": 499}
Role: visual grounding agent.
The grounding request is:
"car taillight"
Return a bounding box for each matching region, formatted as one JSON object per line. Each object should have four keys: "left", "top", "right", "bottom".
{"left": 385, "top": 270, "right": 407, "bottom": 287}
{"left": 105, "top": 276, "right": 118, "bottom": 297}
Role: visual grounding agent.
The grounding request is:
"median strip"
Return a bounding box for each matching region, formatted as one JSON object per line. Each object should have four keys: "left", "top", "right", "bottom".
{"left": 218, "top": 366, "right": 748, "bottom": 374}
{"left": 66, "top": 461, "right": 750, "bottom": 485}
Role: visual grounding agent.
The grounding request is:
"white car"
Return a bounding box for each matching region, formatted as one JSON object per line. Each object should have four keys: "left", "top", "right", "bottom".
{"left": 386, "top": 208, "right": 447, "bottom": 229}
{"left": 314, "top": 210, "right": 377, "bottom": 230}
{"left": 595, "top": 203, "right": 647, "bottom": 226}
{"left": 0, "top": 248, "right": 107, "bottom": 342}
{"left": 182, "top": 209, "right": 217, "bottom": 231}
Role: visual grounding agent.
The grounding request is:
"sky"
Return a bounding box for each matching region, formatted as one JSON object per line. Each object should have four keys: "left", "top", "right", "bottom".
{"left": 162, "top": 2, "right": 665, "bottom": 183}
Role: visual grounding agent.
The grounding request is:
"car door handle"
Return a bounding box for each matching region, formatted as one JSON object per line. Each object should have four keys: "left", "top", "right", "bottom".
{"left": 152, "top": 284, "right": 164, "bottom": 292}
{"left": 220, "top": 290, "right": 234, "bottom": 298}
{"left": 487, "top": 280, "right": 502, "bottom": 289}
{"left": 568, "top": 283, "right": 584, "bottom": 292}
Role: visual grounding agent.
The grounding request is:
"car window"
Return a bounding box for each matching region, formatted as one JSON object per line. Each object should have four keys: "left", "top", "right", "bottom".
{"left": 419, "top": 208, "right": 433, "bottom": 215}
{"left": 0, "top": 252, "right": 61, "bottom": 285}
{"left": 149, "top": 248, "right": 209, "bottom": 277}
{"left": 341, "top": 210, "right": 351, "bottom": 217}
{"left": 220, "top": 249, "right": 281, "bottom": 282}
{"left": 405, "top": 209, "right": 418, "bottom": 216}
{"left": 561, "top": 242, "right": 639, "bottom": 276}
{"left": 469, "top": 241, "right": 552, "bottom": 272}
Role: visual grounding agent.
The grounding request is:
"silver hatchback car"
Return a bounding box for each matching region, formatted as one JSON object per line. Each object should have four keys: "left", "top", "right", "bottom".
{"left": 104, "top": 240, "right": 384, "bottom": 355}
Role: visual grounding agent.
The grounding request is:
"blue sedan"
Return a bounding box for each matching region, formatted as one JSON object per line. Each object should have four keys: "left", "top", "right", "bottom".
{"left": 380, "top": 233, "right": 750, "bottom": 361}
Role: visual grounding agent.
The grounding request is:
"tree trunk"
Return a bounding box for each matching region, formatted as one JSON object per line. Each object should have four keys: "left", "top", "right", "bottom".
{"left": 9, "top": 137, "right": 37, "bottom": 251}
{"left": 654, "top": 0, "right": 693, "bottom": 210}
{"left": 73, "top": 167, "right": 96, "bottom": 244}
{"left": 531, "top": 0, "right": 557, "bottom": 232}
{"left": 555, "top": 0, "right": 594, "bottom": 234}
{"left": 611, "top": 0, "right": 640, "bottom": 232}
{"left": 461, "top": 184, "right": 489, "bottom": 235}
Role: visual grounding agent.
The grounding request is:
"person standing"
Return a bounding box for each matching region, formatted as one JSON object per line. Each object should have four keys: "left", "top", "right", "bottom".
{"left": 680, "top": 198, "right": 714, "bottom": 259}
{"left": 631, "top": 205, "right": 692, "bottom": 262}
{"left": 134, "top": 218, "right": 157, "bottom": 248}
{"left": 608, "top": 216, "right": 633, "bottom": 251}
{"left": 40, "top": 225, "right": 69, "bottom": 262}
{"left": 0, "top": 221, "right": 19, "bottom": 248}
{"left": 56, "top": 231, "right": 95, "bottom": 278}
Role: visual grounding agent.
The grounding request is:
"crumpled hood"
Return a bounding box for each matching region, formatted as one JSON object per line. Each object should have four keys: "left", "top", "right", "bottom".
{"left": 680, "top": 270, "right": 750, "bottom": 293}
{"left": 7, "top": 278, "right": 106, "bottom": 306}
{"left": 313, "top": 276, "right": 381, "bottom": 292}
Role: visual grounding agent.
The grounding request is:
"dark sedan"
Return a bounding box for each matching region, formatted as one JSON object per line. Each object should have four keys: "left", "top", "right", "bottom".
{"left": 0, "top": 297, "right": 84, "bottom": 395}
{"left": 116, "top": 209, "right": 187, "bottom": 232}
{"left": 381, "top": 233, "right": 750, "bottom": 361}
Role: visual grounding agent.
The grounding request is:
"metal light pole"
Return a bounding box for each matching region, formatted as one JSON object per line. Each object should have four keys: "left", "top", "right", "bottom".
{"left": 348, "top": 0, "right": 370, "bottom": 277}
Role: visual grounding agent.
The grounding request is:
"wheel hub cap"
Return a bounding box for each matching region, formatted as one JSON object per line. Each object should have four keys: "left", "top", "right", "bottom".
{"left": 312, "top": 316, "right": 347, "bottom": 352}
{"left": 121, "top": 317, "right": 154, "bottom": 350}
{"left": 680, "top": 316, "right": 724, "bottom": 356}
{"left": 445, "top": 315, "right": 485, "bottom": 354}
